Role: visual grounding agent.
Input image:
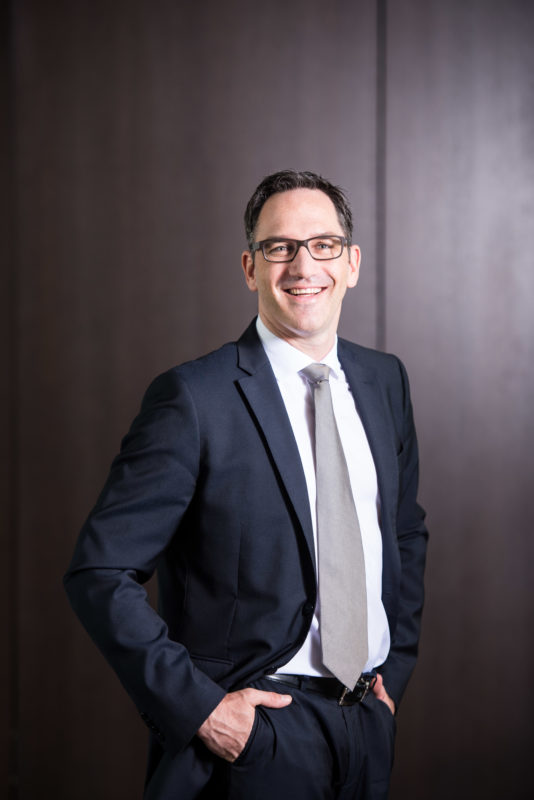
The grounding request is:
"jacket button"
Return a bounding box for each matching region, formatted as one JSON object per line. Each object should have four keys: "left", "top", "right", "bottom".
{"left": 302, "top": 602, "right": 314, "bottom": 616}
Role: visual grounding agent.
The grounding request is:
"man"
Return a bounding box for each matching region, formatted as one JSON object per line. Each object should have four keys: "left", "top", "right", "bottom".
{"left": 65, "top": 170, "right": 428, "bottom": 799}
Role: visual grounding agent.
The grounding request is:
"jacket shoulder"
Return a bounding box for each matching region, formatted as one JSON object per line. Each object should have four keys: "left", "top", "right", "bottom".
{"left": 338, "top": 337, "right": 405, "bottom": 376}
{"left": 145, "top": 320, "right": 264, "bottom": 398}
{"left": 144, "top": 340, "right": 240, "bottom": 398}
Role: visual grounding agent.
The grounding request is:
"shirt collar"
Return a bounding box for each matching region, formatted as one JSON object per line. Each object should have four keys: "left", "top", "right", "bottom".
{"left": 256, "top": 316, "right": 341, "bottom": 382}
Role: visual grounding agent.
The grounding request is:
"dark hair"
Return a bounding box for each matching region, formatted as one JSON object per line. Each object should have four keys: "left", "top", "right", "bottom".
{"left": 244, "top": 169, "right": 353, "bottom": 250}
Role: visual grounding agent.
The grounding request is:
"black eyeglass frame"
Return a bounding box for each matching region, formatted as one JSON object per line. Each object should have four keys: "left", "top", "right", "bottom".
{"left": 250, "top": 235, "right": 350, "bottom": 263}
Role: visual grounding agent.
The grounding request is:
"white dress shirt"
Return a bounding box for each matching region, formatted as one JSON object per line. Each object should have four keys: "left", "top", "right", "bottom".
{"left": 256, "top": 317, "right": 390, "bottom": 676}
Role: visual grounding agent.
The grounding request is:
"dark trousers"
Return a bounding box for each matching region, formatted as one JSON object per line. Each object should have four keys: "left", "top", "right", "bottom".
{"left": 145, "top": 677, "right": 396, "bottom": 800}
{"left": 222, "top": 677, "right": 396, "bottom": 800}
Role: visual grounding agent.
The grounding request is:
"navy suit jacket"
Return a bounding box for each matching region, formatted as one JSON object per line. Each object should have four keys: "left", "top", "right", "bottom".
{"left": 64, "top": 320, "right": 427, "bottom": 787}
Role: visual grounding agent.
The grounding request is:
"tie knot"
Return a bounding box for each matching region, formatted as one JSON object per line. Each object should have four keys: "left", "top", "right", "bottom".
{"left": 301, "top": 363, "right": 330, "bottom": 385}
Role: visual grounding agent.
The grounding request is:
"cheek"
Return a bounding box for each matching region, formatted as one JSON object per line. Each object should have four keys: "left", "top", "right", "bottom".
{"left": 257, "top": 272, "right": 280, "bottom": 296}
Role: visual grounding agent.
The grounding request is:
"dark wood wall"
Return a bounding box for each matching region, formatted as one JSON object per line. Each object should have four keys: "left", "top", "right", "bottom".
{"left": 4, "top": 1, "right": 533, "bottom": 797}
{"left": 385, "top": 2, "right": 534, "bottom": 798}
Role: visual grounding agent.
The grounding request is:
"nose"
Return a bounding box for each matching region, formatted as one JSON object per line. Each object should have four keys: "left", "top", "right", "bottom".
{"left": 288, "top": 243, "right": 317, "bottom": 277}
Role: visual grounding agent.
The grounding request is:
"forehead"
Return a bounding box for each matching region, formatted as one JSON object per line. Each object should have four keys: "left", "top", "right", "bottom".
{"left": 255, "top": 188, "right": 342, "bottom": 239}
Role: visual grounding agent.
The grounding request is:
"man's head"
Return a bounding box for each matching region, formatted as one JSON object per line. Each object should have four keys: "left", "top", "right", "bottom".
{"left": 242, "top": 170, "right": 361, "bottom": 359}
{"left": 244, "top": 170, "right": 353, "bottom": 251}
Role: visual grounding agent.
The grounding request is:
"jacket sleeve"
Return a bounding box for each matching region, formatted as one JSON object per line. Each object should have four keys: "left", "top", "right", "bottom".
{"left": 378, "top": 356, "right": 428, "bottom": 708}
{"left": 63, "top": 369, "right": 226, "bottom": 754}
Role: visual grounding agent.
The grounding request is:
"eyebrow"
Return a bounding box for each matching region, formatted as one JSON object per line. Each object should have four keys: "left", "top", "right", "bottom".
{"left": 261, "top": 231, "right": 342, "bottom": 240}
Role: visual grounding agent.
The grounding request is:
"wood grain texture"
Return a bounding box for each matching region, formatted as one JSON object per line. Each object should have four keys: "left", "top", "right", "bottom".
{"left": 7, "top": 1, "right": 534, "bottom": 797}
{"left": 2, "top": 2, "right": 16, "bottom": 796}
{"left": 8, "top": 1, "right": 378, "bottom": 796}
{"left": 385, "top": 2, "right": 534, "bottom": 798}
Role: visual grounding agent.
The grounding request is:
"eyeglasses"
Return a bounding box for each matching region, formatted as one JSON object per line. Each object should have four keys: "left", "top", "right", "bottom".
{"left": 251, "top": 235, "right": 349, "bottom": 263}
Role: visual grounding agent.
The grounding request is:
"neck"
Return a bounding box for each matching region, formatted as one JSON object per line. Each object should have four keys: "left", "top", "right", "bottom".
{"left": 258, "top": 314, "right": 336, "bottom": 361}
{"left": 283, "top": 336, "right": 334, "bottom": 361}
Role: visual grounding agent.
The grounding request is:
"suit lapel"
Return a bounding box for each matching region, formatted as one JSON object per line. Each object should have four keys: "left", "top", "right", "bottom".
{"left": 235, "top": 322, "right": 316, "bottom": 569}
{"left": 234, "top": 324, "right": 399, "bottom": 567}
{"left": 338, "top": 341, "right": 398, "bottom": 535}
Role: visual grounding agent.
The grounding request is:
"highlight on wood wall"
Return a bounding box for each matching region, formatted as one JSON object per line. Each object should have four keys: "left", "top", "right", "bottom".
{"left": 4, "top": 1, "right": 533, "bottom": 798}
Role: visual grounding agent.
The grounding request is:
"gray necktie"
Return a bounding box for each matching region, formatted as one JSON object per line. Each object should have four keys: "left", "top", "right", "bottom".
{"left": 302, "top": 363, "right": 368, "bottom": 690}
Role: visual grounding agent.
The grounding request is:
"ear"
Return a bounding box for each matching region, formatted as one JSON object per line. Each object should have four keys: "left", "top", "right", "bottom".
{"left": 346, "top": 244, "right": 361, "bottom": 288}
{"left": 241, "top": 250, "right": 258, "bottom": 293}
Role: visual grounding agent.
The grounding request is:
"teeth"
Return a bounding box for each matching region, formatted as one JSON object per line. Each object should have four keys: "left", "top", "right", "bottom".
{"left": 286, "top": 288, "right": 322, "bottom": 295}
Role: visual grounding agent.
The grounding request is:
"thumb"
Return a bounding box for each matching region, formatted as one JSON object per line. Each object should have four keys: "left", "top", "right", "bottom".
{"left": 373, "top": 673, "right": 385, "bottom": 697}
{"left": 372, "top": 673, "right": 396, "bottom": 715}
{"left": 246, "top": 688, "right": 292, "bottom": 709}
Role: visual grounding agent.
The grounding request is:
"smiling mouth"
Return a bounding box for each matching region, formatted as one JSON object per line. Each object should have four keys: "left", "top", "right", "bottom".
{"left": 285, "top": 287, "right": 324, "bottom": 296}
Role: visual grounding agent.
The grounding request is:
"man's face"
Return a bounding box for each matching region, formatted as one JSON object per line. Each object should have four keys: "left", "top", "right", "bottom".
{"left": 242, "top": 188, "right": 361, "bottom": 357}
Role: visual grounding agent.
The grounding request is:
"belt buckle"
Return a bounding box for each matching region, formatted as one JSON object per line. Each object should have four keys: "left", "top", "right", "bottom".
{"left": 338, "top": 675, "right": 375, "bottom": 706}
{"left": 338, "top": 686, "right": 351, "bottom": 706}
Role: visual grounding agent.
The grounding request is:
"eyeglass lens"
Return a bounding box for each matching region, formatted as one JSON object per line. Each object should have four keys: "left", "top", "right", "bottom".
{"left": 263, "top": 236, "right": 344, "bottom": 262}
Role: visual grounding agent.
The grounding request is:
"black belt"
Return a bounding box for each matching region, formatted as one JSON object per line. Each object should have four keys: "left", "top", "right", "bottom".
{"left": 264, "top": 672, "right": 376, "bottom": 706}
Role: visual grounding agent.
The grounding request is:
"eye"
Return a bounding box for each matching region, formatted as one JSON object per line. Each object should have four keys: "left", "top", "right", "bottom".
{"left": 311, "top": 238, "right": 336, "bottom": 252}
{"left": 265, "top": 240, "right": 294, "bottom": 255}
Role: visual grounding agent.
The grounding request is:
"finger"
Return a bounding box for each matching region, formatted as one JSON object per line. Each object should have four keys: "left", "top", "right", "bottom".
{"left": 372, "top": 673, "right": 385, "bottom": 697}
{"left": 371, "top": 675, "right": 396, "bottom": 714}
{"left": 243, "top": 688, "right": 292, "bottom": 708}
